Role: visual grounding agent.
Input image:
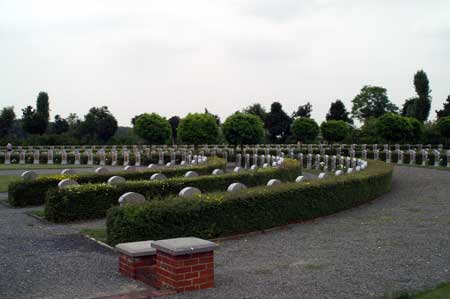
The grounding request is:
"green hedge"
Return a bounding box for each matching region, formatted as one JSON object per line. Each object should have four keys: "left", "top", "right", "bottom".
{"left": 8, "top": 158, "right": 226, "bottom": 207}
{"left": 44, "top": 159, "right": 300, "bottom": 223}
{"left": 106, "top": 160, "right": 392, "bottom": 246}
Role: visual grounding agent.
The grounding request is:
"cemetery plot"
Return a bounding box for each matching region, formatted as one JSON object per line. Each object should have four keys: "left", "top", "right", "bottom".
{"left": 106, "top": 160, "right": 392, "bottom": 245}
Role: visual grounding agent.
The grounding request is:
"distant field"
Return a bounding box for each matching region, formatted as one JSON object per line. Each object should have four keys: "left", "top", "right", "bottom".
{"left": 0, "top": 164, "right": 93, "bottom": 171}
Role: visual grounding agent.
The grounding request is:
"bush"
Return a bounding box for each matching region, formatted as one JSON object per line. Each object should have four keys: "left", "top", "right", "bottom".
{"left": 320, "top": 120, "right": 350, "bottom": 143}
{"left": 291, "top": 117, "right": 319, "bottom": 143}
{"left": 133, "top": 113, "right": 171, "bottom": 144}
{"left": 8, "top": 158, "right": 226, "bottom": 207}
{"left": 437, "top": 116, "right": 450, "bottom": 139}
{"left": 177, "top": 113, "right": 220, "bottom": 145}
{"left": 106, "top": 160, "right": 392, "bottom": 245}
{"left": 45, "top": 159, "right": 300, "bottom": 223}
{"left": 376, "top": 113, "right": 413, "bottom": 143}
{"left": 222, "top": 112, "right": 265, "bottom": 146}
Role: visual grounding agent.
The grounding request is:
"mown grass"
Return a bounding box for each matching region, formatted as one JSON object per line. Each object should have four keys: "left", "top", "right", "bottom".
{"left": 0, "top": 176, "right": 20, "bottom": 192}
{"left": 80, "top": 228, "right": 108, "bottom": 244}
{"left": 387, "top": 282, "right": 450, "bottom": 299}
{"left": 0, "top": 164, "right": 92, "bottom": 170}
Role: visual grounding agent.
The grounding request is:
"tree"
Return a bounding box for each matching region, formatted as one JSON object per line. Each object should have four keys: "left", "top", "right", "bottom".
{"left": 405, "top": 117, "right": 423, "bottom": 143}
{"left": 359, "top": 117, "right": 382, "bottom": 144}
{"left": 292, "top": 102, "right": 312, "bottom": 118}
{"left": 0, "top": 107, "right": 16, "bottom": 137}
{"left": 352, "top": 86, "right": 398, "bottom": 121}
{"left": 51, "top": 115, "right": 69, "bottom": 134}
{"left": 243, "top": 103, "right": 267, "bottom": 124}
{"left": 401, "top": 70, "right": 431, "bottom": 121}
{"left": 36, "top": 92, "right": 50, "bottom": 121}
{"left": 131, "top": 114, "right": 144, "bottom": 126}
{"left": 81, "top": 106, "right": 118, "bottom": 143}
{"left": 326, "top": 100, "right": 353, "bottom": 124}
{"left": 376, "top": 113, "right": 412, "bottom": 143}
{"left": 133, "top": 113, "right": 171, "bottom": 144}
{"left": 168, "top": 116, "right": 180, "bottom": 144}
{"left": 265, "top": 102, "right": 291, "bottom": 143}
{"left": 291, "top": 117, "right": 319, "bottom": 143}
{"left": 204, "top": 108, "right": 221, "bottom": 126}
{"left": 320, "top": 120, "right": 350, "bottom": 144}
{"left": 436, "top": 95, "right": 450, "bottom": 119}
{"left": 21, "top": 105, "right": 47, "bottom": 135}
{"left": 436, "top": 116, "right": 450, "bottom": 140}
{"left": 177, "top": 113, "right": 220, "bottom": 145}
{"left": 222, "top": 112, "right": 265, "bottom": 146}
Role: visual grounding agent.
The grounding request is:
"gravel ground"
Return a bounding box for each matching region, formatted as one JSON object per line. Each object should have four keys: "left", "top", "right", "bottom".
{"left": 0, "top": 166, "right": 448, "bottom": 299}
{"left": 168, "top": 166, "right": 450, "bottom": 299}
{"left": 0, "top": 205, "right": 148, "bottom": 299}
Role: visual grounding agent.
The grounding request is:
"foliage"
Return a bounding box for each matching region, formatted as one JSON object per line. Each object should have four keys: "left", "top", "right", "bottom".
{"left": 133, "top": 113, "right": 171, "bottom": 144}
{"left": 168, "top": 116, "right": 180, "bottom": 144}
{"left": 376, "top": 113, "right": 413, "bottom": 143}
{"left": 45, "top": 160, "right": 299, "bottom": 223}
{"left": 405, "top": 117, "right": 423, "bottom": 143}
{"left": 320, "top": 120, "right": 350, "bottom": 143}
{"left": 436, "top": 95, "right": 450, "bottom": 119}
{"left": 326, "top": 100, "right": 353, "bottom": 124}
{"left": 0, "top": 107, "right": 16, "bottom": 137}
{"left": 352, "top": 86, "right": 398, "bottom": 121}
{"left": 243, "top": 103, "right": 267, "bottom": 124}
{"left": 266, "top": 102, "right": 292, "bottom": 143}
{"left": 36, "top": 92, "right": 50, "bottom": 121}
{"left": 436, "top": 116, "right": 450, "bottom": 139}
{"left": 293, "top": 102, "right": 312, "bottom": 118}
{"left": 291, "top": 117, "right": 319, "bottom": 143}
{"left": 8, "top": 158, "right": 226, "bottom": 207}
{"left": 21, "top": 105, "right": 47, "bottom": 135}
{"left": 50, "top": 115, "right": 69, "bottom": 134}
{"left": 106, "top": 160, "right": 392, "bottom": 245}
{"left": 222, "top": 112, "right": 265, "bottom": 146}
{"left": 177, "top": 113, "right": 220, "bottom": 145}
{"left": 401, "top": 70, "right": 431, "bottom": 122}
{"left": 81, "top": 106, "right": 118, "bottom": 143}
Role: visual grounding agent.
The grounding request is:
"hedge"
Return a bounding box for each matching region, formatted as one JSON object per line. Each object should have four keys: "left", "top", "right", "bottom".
{"left": 44, "top": 159, "right": 300, "bottom": 223}
{"left": 106, "top": 160, "right": 392, "bottom": 246}
{"left": 8, "top": 158, "right": 226, "bottom": 207}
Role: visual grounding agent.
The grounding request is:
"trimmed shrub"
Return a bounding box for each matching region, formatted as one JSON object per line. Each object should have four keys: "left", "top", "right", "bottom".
{"left": 8, "top": 158, "right": 226, "bottom": 207}
{"left": 291, "top": 117, "right": 319, "bottom": 143}
{"left": 44, "top": 159, "right": 300, "bottom": 223}
{"left": 106, "top": 160, "right": 392, "bottom": 245}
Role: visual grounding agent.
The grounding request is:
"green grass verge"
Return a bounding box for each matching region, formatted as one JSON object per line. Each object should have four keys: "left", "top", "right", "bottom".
{"left": 387, "top": 282, "right": 450, "bottom": 299}
{"left": 80, "top": 228, "right": 108, "bottom": 244}
{"left": 0, "top": 175, "right": 20, "bottom": 192}
{"left": 29, "top": 209, "right": 45, "bottom": 218}
{"left": 0, "top": 164, "right": 93, "bottom": 170}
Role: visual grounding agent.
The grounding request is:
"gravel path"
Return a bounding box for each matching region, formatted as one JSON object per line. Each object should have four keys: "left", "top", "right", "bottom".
{"left": 0, "top": 166, "right": 448, "bottom": 299}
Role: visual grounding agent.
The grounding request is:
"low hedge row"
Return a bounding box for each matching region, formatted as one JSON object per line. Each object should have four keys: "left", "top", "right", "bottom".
{"left": 44, "top": 159, "right": 300, "bottom": 223}
{"left": 106, "top": 160, "right": 392, "bottom": 246}
{"left": 8, "top": 158, "right": 225, "bottom": 207}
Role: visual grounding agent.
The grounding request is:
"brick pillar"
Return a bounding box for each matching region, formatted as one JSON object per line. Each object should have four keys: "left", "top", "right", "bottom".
{"left": 151, "top": 237, "right": 218, "bottom": 293}
{"left": 155, "top": 250, "right": 214, "bottom": 292}
{"left": 119, "top": 254, "right": 156, "bottom": 286}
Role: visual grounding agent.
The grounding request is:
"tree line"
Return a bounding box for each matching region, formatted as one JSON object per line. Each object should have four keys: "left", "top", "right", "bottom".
{"left": 1, "top": 69, "right": 449, "bottom": 145}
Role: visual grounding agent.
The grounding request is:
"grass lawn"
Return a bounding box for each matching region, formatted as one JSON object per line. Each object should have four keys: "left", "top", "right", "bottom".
{"left": 0, "top": 164, "right": 93, "bottom": 170}
{"left": 29, "top": 209, "right": 45, "bottom": 218}
{"left": 80, "top": 228, "right": 108, "bottom": 244}
{"left": 388, "top": 282, "right": 450, "bottom": 299}
{"left": 0, "top": 175, "right": 20, "bottom": 192}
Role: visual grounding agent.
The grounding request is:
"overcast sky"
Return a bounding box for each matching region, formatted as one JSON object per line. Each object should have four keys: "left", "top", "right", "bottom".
{"left": 1, "top": 0, "right": 449, "bottom": 126}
